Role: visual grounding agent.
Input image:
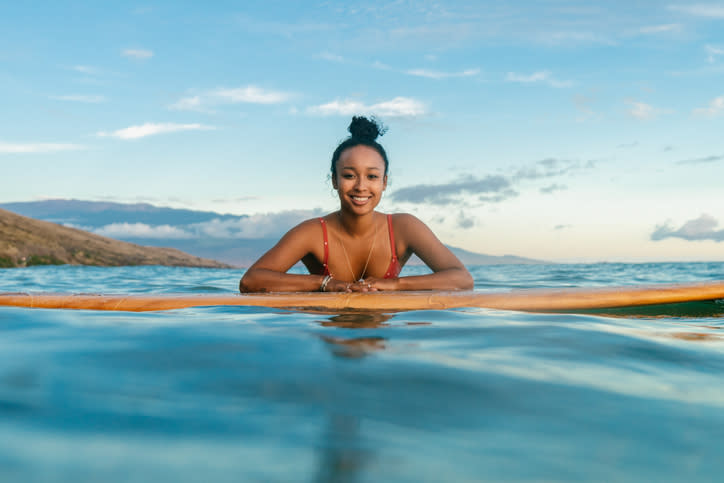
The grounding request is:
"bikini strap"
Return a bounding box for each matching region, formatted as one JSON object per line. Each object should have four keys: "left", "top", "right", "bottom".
{"left": 386, "top": 214, "right": 397, "bottom": 261}
{"left": 319, "top": 218, "right": 329, "bottom": 272}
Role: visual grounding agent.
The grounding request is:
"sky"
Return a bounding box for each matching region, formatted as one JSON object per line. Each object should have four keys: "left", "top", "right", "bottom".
{"left": 1, "top": 0, "right": 724, "bottom": 263}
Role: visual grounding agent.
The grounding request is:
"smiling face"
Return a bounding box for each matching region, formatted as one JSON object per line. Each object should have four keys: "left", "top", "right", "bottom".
{"left": 333, "top": 145, "right": 388, "bottom": 215}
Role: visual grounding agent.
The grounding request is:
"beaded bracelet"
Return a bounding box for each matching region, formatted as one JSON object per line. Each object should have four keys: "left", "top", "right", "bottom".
{"left": 320, "top": 275, "right": 332, "bottom": 292}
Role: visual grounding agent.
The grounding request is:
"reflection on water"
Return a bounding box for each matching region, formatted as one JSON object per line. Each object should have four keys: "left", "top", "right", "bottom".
{"left": 1, "top": 264, "right": 724, "bottom": 481}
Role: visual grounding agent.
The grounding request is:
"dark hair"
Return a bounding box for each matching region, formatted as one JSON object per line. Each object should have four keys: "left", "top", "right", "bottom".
{"left": 330, "top": 116, "right": 389, "bottom": 179}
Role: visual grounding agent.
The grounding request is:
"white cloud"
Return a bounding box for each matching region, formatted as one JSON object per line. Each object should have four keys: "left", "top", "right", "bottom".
{"left": 308, "top": 96, "right": 428, "bottom": 118}
{"left": 122, "top": 48, "right": 153, "bottom": 59}
{"left": 317, "top": 52, "right": 344, "bottom": 62}
{"left": 169, "top": 86, "right": 292, "bottom": 111}
{"left": 72, "top": 65, "right": 100, "bottom": 75}
{"left": 212, "top": 86, "right": 291, "bottom": 104}
{"left": 506, "top": 71, "right": 573, "bottom": 88}
{"left": 626, "top": 101, "right": 669, "bottom": 120}
{"left": 97, "top": 122, "right": 214, "bottom": 140}
{"left": 706, "top": 45, "right": 724, "bottom": 62}
{"left": 668, "top": 4, "right": 724, "bottom": 18}
{"left": 405, "top": 68, "right": 480, "bottom": 79}
{"left": 639, "top": 24, "right": 681, "bottom": 34}
{"left": 0, "top": 142, "right": 86, "bottom": 154}
{"left": 693, "top": 96, "right": 724, "bottom": 117}
{"left": 50, "top": 94, "right": 106, "bottom": 103}
{"left": 168, "top": 96, "right": 204, "bottom": 111}
{"left": 94, "top": 223, "right": 193, "bottom": 239}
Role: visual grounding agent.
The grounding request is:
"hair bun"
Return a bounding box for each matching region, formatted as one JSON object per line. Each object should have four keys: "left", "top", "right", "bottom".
{"left": 348, "top": 116, "right": 387, "bottom": 141}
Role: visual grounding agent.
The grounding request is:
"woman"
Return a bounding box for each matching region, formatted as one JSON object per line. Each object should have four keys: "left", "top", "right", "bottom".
{"left": 239, "top": 116, "right": 473, "bottom": 293}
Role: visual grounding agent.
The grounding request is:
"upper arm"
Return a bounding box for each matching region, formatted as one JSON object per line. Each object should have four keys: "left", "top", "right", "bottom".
{"left": 395, "top": 214, "right": 466, "bottom": 272}
{"left": 247, "top": 219, "right": 320, "bottom": 273}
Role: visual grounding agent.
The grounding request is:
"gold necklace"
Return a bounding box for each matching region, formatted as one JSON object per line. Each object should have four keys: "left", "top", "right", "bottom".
{"left": 337, "top": 213, "right": 378, "bottom": 282}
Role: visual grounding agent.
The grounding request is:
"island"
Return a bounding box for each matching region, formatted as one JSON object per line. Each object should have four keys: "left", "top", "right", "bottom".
{"left": 0, "top": 208, "right": 230, "bottom": 268}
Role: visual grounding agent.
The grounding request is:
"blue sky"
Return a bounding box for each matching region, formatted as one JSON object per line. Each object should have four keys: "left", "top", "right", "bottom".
{"left": 1, "top": 1, "right": 724, "bottom": 262}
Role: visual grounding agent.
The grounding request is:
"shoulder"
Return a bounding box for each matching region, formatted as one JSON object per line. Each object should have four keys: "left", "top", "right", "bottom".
{"left": 388, "top": 212, "right": 429, "bottom": 231}
{"left": 278, "top": 217, "right": 325, "bottom": 242}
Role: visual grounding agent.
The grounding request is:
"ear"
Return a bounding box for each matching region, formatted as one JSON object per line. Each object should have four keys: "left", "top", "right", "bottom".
{"left": 382, "top": 174, "right": 388, "bottom": 191}
{"left": 332, "top": 174, "right": 338, "bottom": 190}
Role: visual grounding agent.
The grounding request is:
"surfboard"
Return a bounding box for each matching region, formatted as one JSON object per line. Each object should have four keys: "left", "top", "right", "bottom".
{"left": 1, "top": 281, "right": 723, "bottom": 314}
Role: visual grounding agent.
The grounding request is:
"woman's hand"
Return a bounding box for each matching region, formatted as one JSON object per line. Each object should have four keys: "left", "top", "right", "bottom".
{"left": 347, "top": 277, "right": 399, "bottom": 292}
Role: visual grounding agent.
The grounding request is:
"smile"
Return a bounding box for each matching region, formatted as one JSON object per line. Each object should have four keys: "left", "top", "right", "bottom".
{"left": 351, "top": 196, "right": 371, "bottom": 204}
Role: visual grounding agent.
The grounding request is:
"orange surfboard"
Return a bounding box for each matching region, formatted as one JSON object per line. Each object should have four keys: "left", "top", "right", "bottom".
{"left": 1, "top": 281, "right": 724, "bottom": 314}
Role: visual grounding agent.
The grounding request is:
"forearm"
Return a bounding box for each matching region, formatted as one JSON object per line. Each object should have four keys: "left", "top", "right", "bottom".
{"left": 239, "top": 268, "right": 325, "bottom": 293}
{"left": 395, "top": 267, "right": 473, "bottom": 291}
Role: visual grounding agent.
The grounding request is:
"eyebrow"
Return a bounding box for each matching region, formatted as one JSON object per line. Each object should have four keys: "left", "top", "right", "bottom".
{"left": 340, "top": 166, "right": 381, "bottom": 170}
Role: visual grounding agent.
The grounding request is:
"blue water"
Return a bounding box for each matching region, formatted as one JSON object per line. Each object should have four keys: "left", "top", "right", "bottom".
{"left": 1, "top": 263, "right": 724, "bottom": 482}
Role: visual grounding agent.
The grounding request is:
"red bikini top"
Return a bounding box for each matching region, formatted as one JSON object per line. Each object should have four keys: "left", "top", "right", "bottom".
{"left": 318, "top": 214, "right": 402, "bottom": 279}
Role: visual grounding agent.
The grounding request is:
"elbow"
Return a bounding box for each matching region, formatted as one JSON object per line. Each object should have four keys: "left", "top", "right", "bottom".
{"left": 239, "top": 271, "right": 256, "bottom": 293}
{"left": 458, "top": 269, "right": 474, "bottom": 291}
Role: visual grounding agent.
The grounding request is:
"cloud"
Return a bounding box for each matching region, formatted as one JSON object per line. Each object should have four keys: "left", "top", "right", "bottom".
{"left": 506, "top": 71, "right": 573, "bottom": 88}
{"left": 617, "top": 141, "right": 639, "bottom": 148}
{"left": 638, "top": 24, "right": 681, "bottom": 34}
{"left": 456, "top": 211, "right": 474, "bottom": 229}
{"left": 513, "top": 157, "right": 594, "bottom": 181}
{"left": 122, "top": 48, "right": 153, "bottom": 59}
{"left": 0, "top": 142, "right": 86, "bottom": 154}
{"left": 540, "top": 183, "right": 567, "bottom": 194}
{"left": 668, "top": 5, "right": 724, "bottom": 18}
{"left": 626, "top": 100, "right": 668, "bottom": 120}
{"left": 706, "top": 45, "right": 724, "bottom": 62}
{"left": 72, "top": 65, "right": 100, "bottom": 75}
{"left": 308, "top": 96, "right": 428, "bottom": 118}
{"left": 50, "top": 95, "right": 106, "bottom": 103}
{"left": 169, "top": 86, "right": 292, "bottom": 111}
{"left": 317, "top": 52, "right": 345, "bottom": 62}
{"left": 189, "top": 210, "right": 322, "bottom": 238}
{"left": 652, "top": 214, "right": 724, "bottom": 242}
{"left": 97, "top": 122, "right": 214, "bottom": 140}
{"left": 168, "top": 96, "right": 204, "bottom": 111}
{"left": 390, "top": 175, "right": 513, "bottom": 205}
{"left": 405, "top": 68, "right": 480, "bottom": 79}
{"left": 677, "top": 154, "right": 724, "bottom": 164}
{"left": 213, "top": 86, "right": 291, "bottom": 104}
{"left": 95, "top": 223, "right": 193, "bottom": 239}
{"left": 693, "top": 95, "right": 724, "bottom": 116}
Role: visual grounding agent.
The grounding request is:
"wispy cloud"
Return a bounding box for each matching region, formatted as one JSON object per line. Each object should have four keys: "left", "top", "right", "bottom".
{"left": 317, "top": 52, "right": 345, "bottom": 62}
{"left": 513, "top": 158, "right": 595, "bottom": 181}
{"left": 213, "top": 86, "right": 290, "bottom": 104}
{"left": 390, "top": 175, "right": 514, "bottom": 205}
{"left": 506, "top": 71, "right": 573, "bottom": 88}
{"left": 308, "top": 96, "right": 428, "bottom": 118}
{"left": 122, "top": 48, "right": 153, "bottom": 59}
{"left": 638, "top": 23, "right": 681, "bottom": 34}
{"left": 706, "top": 45, "right": 724, "bottom": 62}
{"left": 405, "top": 68, "right": 480, "bottom": 79}
{"left": 652, "top": 214, "right": 724, "bottom": 242}
{"left": 0, "top": 142, "right": 85, "bottom": 154}
{"left": 668, "top": 4, "right": 724, "bottom": 18}
{"left": 693, "top": 95, "right": 724, "bottom": 116}
{"left": 95, "top": 223, "right": 193, "bottom": 239}
{"left": 676, "top": 154, "right": 724, "bottom": 164}
{"left": 50, "top": 94, "right": 106, "bottom": 103}
{"left": 97, "top": 122, "right": 214, "bottom": 140}
{"left": 540, "top": 183, "right": 567, "bottom": 194}
{"left": 169, "top": 85, "right": 293, "bottom": 111}
{"left": 72, "top": 65, "right": 100, "bottom": 75}
{"left": 626, "top": 100, "right": 669, "bottom": 120}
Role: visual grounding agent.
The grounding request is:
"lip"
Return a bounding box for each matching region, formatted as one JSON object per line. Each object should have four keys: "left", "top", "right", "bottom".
{"left": 350, "top": 195, "right": 372, "bottom": 206}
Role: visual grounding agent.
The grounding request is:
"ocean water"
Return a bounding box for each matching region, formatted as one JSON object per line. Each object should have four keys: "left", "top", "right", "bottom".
{"left": 1, "top": 263, "right": 724, "bottom": 482}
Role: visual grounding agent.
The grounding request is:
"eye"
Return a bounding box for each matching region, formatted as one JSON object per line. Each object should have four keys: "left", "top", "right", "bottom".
{"left": 343, "top": 173, "right": 355, "bottom": 179}
{"left": 368, "top": 174, "right": 379, "bottom": 180}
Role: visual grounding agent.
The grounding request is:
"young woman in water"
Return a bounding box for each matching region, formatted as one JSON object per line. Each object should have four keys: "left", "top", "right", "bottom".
{"left": 239, "top": 116, "right": 473, "bottom": 293}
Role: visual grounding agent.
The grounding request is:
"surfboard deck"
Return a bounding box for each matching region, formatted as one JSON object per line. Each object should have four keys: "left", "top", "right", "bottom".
{"left": 1, "top": 281, "right": 724, "bottom": 314}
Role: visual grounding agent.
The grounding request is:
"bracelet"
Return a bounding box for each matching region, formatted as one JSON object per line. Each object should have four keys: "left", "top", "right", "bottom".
{"left": 320, "top": 275, "right": 332, "bottom": 292}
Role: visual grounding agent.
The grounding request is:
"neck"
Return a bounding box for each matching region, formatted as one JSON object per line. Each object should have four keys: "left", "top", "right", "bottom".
{"left": 337, "top": 210, "right": 377, "bottom": 238}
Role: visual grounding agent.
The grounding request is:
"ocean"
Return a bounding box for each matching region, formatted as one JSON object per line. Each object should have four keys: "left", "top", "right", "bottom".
{"left": 1, "top": 263, "right": 723, "bottom": 482}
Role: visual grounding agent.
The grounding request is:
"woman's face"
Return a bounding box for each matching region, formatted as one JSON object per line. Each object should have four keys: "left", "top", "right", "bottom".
{"left": 333, "top": 145, "right": 387, "bottom": 215}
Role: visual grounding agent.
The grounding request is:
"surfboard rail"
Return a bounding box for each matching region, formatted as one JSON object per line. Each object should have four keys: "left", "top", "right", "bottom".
{"left": 1, "top": 281, "right": 724, "bottom": 313}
